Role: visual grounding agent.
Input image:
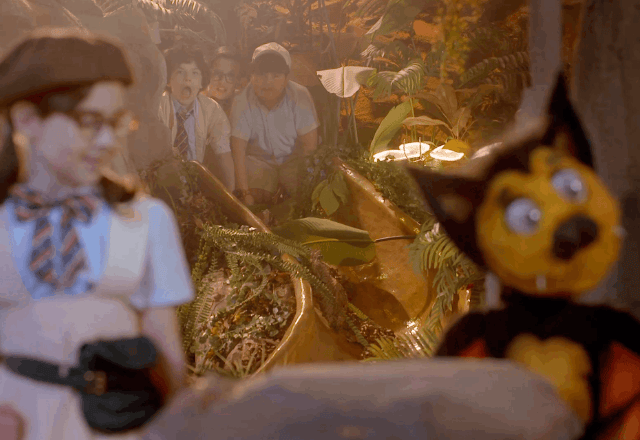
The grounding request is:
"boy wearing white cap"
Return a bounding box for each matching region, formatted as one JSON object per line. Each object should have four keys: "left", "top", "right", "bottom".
{"left": 230, "top": 42, "right": 319, "bottom": 205}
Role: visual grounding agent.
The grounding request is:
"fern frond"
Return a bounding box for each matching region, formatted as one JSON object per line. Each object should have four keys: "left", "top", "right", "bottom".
{"left": 364, "top": 337, "right": 404, "bottom": 361}
{"left": 182, "top": 269, "right": 223, "bottom": 352}
{"left": 458, "top": 52, "right": 530, "bottom": 88}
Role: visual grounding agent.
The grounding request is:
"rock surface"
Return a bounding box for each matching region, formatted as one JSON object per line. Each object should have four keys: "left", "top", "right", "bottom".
{"left": 142, "top": 359, "right": 584, "bottom": 440}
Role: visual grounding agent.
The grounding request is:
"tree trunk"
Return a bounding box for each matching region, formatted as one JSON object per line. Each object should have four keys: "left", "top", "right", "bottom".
{"left": 515, "top": 0, "right": 562, "bottom": 124}
{"left": 572, "top": 0, "right": 640, "bottom": 319}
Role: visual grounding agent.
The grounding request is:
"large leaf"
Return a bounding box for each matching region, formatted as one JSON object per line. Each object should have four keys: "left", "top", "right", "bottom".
{"left": 459, "top": 84, "right": 502, "bottom": 109}
{"left": 273, "top": 218, "right": 376, "bottom": 266}
{"left": 434, "top": 83, "right": 458, "bottom": 121}
{"left": 451, "top": 107, "right": 471, "bottom": 138}
{"left": 365, "top": 0, "right": 423, "bottom": 38}
{"left": 403, "top": 115, "right": 447, "bottom": 128}
{"left": 367, "top": 59, "right": 425, "bottom": 99}
{"left": 136, "top": 0, "right": 226, "bottom": 45}
{"left": 369, "top": 100, "right": 413, "bottom": 154}
{"left": 361, "top": 40, "right": 415, "bottom": 65}
{"left": 319, "top": 185, "right": 340, "bottom": 216}
{"left": 316, "top": 66, "right": 375, "bottom": 98}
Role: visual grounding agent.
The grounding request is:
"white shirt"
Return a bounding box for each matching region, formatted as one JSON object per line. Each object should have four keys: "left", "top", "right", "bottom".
{"left": 230, "top": 81, "right": 319, "bottom": 164}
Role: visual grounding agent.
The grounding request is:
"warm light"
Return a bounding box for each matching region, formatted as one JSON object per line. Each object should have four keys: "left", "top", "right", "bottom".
{"left": 430, "top": 145, "right": 464, "bottom": 162}
{"left": 373, "top": 142, "right": 435, "bottom": 162}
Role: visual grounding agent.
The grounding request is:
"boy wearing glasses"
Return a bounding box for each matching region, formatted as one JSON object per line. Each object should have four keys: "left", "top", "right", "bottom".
{"left": 158, "top": 46, "right": 235, "bottom": 190}
{"left": 206, "top": 46, "right": 243, "bottom": 117}
{"left": 230, "top": 42, "right": 319, "bottom": 206}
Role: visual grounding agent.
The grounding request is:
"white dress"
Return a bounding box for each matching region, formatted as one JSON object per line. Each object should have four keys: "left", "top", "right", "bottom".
{"left": 0, "top": 195, "right": 194, "bottom": 440}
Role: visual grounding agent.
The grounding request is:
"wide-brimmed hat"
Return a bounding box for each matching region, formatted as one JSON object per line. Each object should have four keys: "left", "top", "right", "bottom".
{"left": 0, "top": 27, "right": 133, "bottom": 108}
{"left": 251, "top": 42, "right": 291, "bottom": 69}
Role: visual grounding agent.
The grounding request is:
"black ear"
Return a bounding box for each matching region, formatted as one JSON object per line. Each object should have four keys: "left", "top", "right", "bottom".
{"left": 407, "top": 165, "right": 488, "bottom": 267}
{"left": 542, "top": 71, "right": 595, "bottom": 168}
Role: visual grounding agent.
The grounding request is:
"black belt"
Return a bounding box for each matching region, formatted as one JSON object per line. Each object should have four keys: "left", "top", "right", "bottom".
{"left": 4, "top": 356, "right": 108, "bottom": 396}
{"left": 1, "top": 337, "right": 164, "bottom": 433}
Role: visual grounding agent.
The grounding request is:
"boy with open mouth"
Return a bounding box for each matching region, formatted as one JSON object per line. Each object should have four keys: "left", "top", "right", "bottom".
{"left": 158, "top": 46, "right": 235, "bottom": 191}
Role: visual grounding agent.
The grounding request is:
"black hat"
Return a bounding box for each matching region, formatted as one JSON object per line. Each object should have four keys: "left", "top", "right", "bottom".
{"left": 0, "top": 27, "right": 134, "bottom": 108}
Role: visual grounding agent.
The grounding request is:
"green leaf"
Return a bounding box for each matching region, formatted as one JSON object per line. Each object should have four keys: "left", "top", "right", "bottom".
{"left": 452, "top": 107, "right": 471, "bottom": 138}
{"left": 272, "top": 218, "right": 376, "bottom": 266}
{"left": 319, "top": 185, "right": 340, "bottom": 216}
{"left": 403, "top": 116, "right": 448, "bottom": 128}
{"left": 434, "top": 83, "right": 458, "bottom": 121}
{"left": 415, "top": 94, "right": 451, "bottom": 126}
{"left": 364, "top": 0, "right": 423, "bottom": 38}
{"left": 370, "top": 100, "right": 413, "bottom": 154}
{"left": 329, "top": 173, "right": 350, "bottom": 205}
{"left": 367, "top": 59, "right": 426, "bottom": 99}
{"left": 311, "top": 179, "right": 329, "bottom": 203}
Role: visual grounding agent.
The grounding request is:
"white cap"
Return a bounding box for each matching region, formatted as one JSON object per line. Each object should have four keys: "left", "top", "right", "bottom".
{"left": 251, "top": 42, "right": 291, "bottom": 69}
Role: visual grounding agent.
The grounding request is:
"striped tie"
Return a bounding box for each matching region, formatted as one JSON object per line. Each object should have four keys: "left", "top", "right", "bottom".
{"left": 173, "top": 110, "right": 193, "bottom": 160}
{"left": 10, "top": 186, "right": 98, "bottom": 289}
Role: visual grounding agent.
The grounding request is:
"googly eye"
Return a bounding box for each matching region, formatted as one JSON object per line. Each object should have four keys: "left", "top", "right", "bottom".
{"left": 551, "top": 168, "right": 587, "bottom": 203}
{"left": 504, "top": 198, "right": 542, "bottom": 235}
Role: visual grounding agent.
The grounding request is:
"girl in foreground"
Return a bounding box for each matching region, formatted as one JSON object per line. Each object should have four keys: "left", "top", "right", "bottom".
{"left": 0, "top": 28, "right": 193, "bottom": 439}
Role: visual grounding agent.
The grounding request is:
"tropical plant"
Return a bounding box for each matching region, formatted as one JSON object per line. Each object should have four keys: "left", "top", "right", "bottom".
{"left": 406, "top": 82, "right": 501, "bottom": 147}
{"left": 91, "top": 0, "right": 226, "bottom": 47}
{"left": 457, "top": 24, "right": 530, "bottom": 104}
{"left": 361, "top": 0, "right": 427, "bottom": 40}
{"left": 273, "top": 217, "right": 377, "bottom": 267}
{"left": 310, "top": 171, "right": 350, "bottom": 217}
{"left": 366, "top": 217, "right": 485, "bottom": 361}
{"left": 317, "top": 65, "right": 376, "bottom": 145}
{"left": 367, "top": 100, "right": 412, "bottom": 155}
{"left": 179, "top": 219, "right": 389, "bottom": 370}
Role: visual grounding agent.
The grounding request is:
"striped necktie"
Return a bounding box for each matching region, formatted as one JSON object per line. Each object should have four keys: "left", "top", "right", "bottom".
{"left": 10, "top": 186, "right": 98, "bottom": 289}
{"left": 174, "top": 109, "right": 193, "bottom": 160}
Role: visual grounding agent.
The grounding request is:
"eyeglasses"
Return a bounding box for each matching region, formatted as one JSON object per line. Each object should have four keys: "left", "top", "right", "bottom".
{"left": 66, "top": 109, "right": 138, "bottom": 139}
{"left": 211, "top": 72, "right": 238, "bottom": 83}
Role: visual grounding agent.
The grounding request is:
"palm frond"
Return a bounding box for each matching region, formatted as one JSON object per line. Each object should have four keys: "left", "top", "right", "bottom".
{"left": 91, "top": 0, "right": 133, "bottom": 14}
{"left": 137, "top": 0, "right": 226, "bottom": 46}
{"left": 367, "top": 58, "right": 426, "bottom": 98}
{"left": 354, "top": 0, "right": 388, "bottom": 18}
{"left": 361, "top": 40, "right": 416, "bottom": 67}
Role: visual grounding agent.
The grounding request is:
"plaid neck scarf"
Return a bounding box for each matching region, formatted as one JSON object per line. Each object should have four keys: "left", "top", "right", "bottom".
{"left": 10, "top": 186, "right": 98, "bottom": 289}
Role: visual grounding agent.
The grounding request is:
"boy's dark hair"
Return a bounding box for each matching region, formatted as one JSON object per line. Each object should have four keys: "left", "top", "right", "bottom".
{"left": 164, "top": 46, "right": 211, "bottom": 89}
{"left": 213, "top": 46, "right": 243, "bottom": 66}
{"left": 250, "top": 53, "right": 290, "bottom": 76}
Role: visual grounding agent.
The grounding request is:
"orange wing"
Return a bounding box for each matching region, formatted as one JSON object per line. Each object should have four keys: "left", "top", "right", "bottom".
{"left": 459, "top": 338, "right": 489, "bottom": 358}
{"left": 597, "top": 342, "right": 640, "bottom": 440}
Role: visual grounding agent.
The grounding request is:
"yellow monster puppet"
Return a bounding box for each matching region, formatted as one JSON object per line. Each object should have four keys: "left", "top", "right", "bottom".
{"left": 409, "top": 72, "right": 640, "bottom": 440}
